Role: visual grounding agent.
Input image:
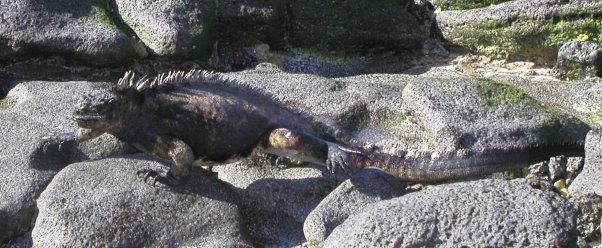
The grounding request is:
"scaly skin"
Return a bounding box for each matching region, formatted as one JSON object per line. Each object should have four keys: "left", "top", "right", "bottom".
{"left": 38, "top": 70, "right": 354, "bottom": 186}
{"left": 267, "top": 128, "right": 585, "bottom": 182}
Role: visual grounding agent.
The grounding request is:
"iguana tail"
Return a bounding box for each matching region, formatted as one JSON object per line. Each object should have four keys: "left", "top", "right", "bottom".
{"left": 349, "top": 141, "right": 585, "bottom": 182}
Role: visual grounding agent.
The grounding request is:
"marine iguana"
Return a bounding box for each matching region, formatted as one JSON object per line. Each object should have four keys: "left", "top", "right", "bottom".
{"left": 38, "top": 69, "right": 585, "bottom": 186}
{"left": 38, "top": 70, "right": 359, "bottom": 186}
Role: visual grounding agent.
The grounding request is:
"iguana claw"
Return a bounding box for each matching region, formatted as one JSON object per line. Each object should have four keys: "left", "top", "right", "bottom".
{"left": 137, "top": 169, "right": 189, "bottom": 187}
{"left": 326, "top": 142, "right": 354, "bottom": 176}
{"left": 38, "top": 132, "right": 76, "bottom": 153}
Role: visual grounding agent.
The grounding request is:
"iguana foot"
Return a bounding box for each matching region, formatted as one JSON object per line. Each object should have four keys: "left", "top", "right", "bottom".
{"left": 326, "top": 142, "right": 353, "bottom": 176}
{"left": 37, "top": 132, "right": 76, "bottom": 153}
{"left": 137, "top": 169, "right": 189, "bottom": 187}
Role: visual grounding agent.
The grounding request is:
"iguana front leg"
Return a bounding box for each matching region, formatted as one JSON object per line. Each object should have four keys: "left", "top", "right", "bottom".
{"left": 261, "top": 128, "right": 361, "bottom": 175}
{"left": 38, "top": 128, "right": 104, "bottom": 152}
{"left": 136, "top": 136, "right": 194, "bottom": 187}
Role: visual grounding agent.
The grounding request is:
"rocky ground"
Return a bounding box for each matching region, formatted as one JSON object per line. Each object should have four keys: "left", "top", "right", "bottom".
{"left": 1, "top": 64, "right": 601, "bottom": 247}
{"left": 1, "top": 0, "right": 602, "bottom": 247}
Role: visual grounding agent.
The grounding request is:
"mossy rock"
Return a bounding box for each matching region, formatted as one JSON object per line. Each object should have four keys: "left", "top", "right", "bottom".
{"left": 554, "top": 41, "right": 602, "bottom": 80}
{"left": 437, "top": 0, "right": 602, "bottom": 60}
{"left": 444, "top": 17, "right": 602, "bottom": 60}
{"left": 431, "top": 0, "right": 512, "bottom": 11}
{"left": 0, "top": 98, "right": 13, "bottom": 110}
{"left": 475, "top": 78, "right": 537, "bottom": 108}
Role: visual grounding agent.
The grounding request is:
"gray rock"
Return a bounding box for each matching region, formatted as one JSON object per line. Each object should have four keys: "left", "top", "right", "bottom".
{"left": 570, "top": 129, "right": 602, "bottom": 196}
{"left": 555, "top": 41, "right": 602, "bottom": 80}
{"left": 437, "top": 0, "right": 602, "bottom": 26}
{"left": 280, "top": 52, "right": 366, "bottom": 78}
{"left": 0, "top": 81, "right": 131, "bottom": 244}
{"left": 31, "top": 154, "right": 252, "bottom": 247}
{"left": 215, "top": 157, "right": 337, "bottom": 247}
{"left": 6, "top": 231, "right": 32, "bottom": 248}
{"left": 288, "top": 0, "right": 429, "bottom": 53}
{"left": 303, "top": 168, "right": 404, "bottom": 244}
{"left": 114, "top": 0, "right": 216, "bottom": 57}
{"left": 436, "top": 0, "right": 602, "bottom": 59}
{"left": 401, "top": 77, "right": 588, "bottom": 150}
{"left": 0, "top": 0, "right": 135, "bottom": 65}
{"left": 569, "top": 194, "right": 602, "bottom": 245}
{"left": 566, "top": 157, "right": 585, "bottom": 186}
{"left": 217, "top": 0, "right": 287, "bottom": 47}
{"left": 430, "top": 0, "right": 511, "bottom": 11}
{"left": 0, "top": 81, "right": 94, "bottom": 243}
{"left": 495, "top": 75, "right": 602, "bottom": 128}
{"left": 3, "top": 68, "right": 594, "bottom": 246}
{"left": 549, "top": 156, "right": 569, "bottom": 181}
{"left": 322, "top": 179, "right": 578, "bottom": 247}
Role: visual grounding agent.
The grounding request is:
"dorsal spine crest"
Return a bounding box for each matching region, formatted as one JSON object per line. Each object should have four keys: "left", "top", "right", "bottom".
{"left": 113, "top": 69, "right": 226, "bottom": 93}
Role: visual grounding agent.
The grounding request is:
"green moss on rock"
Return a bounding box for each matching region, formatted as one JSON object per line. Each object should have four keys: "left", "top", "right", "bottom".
{"left": 379, "top": 114, "right": 408, "bottom": 136}
{"left": 445, "top": 17, "right": 602, "bottom": 59}
{"left": 432, "top": 0, "right": 511, "bottom": 11}
{"left": 368, "top": 113, "right": 433, "bottom": 148}
{"left": 92, "top": 1, "right": 120, "bottom": 31}
{"left": 555, "top": 59, "right": 596, "bottom": 80}
{"left": 476, "top": 79, "right": 536, "bottom": 108}
{"left": 0, "top": 98, "right": 13, "bottom": 110}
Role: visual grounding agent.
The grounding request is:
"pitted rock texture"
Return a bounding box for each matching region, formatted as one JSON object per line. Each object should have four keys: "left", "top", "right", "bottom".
{"left": 401, "top": 77, "right": 588, "bottom": 150}
{"left": 215, "top": 158, "right": 337, "bottom": 247}
{"left": 0, "top": 81, "right": 131, "bottom": 244}
{"left": 569, "top": 194, "right": 602, "bottom": 244}
{"left": 1, "top": 68, "right": 595, "bottom": 246}
{"left": 555, "top": 41, "right": 602, "bottom": 80}
{"left": 114, "top": 0, "right": 216, "bottom": 58}
{"left": 436, "top": 0, "right": 602, "bottom": 59}
{"left": 32, "top": 155, "right": 252, "bottom": 247}
{"left": 0, "top": 81, "right": 98, "bottom": 244}
{"left": 321, "top": 179, "right": 578, "bottom": 247}
{"left": 288, "top": 0, "right": 429, "bottom": 53}
{"left": 570, "top": 128, "right": 602, "bottom": 196}
{"left": 0, "top": 0, "right": 135, "bottom": 65}
{"left": 303, "top": 168, "right": 404, "bottom": 244}
{"left": 436, "top": 0, "right": 602, "bottom": 26}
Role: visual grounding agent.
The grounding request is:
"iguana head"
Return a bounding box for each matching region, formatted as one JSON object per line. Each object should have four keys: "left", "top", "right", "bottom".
{"left": 74, "top": 92, "right": 124, "bottom": 131}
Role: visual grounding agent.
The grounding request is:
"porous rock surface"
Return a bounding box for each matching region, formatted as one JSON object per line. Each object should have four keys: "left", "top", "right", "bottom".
{"left": 555, "top": 41, "right": 602, "bottom": 80}
{"left": 214, "top": 158, "right": 337, "bottom": 247}
{"left": 570, "top": 128, "right": 602, "bottom": 196}
{"left": 114, "top": 0, "right": 216, "bottom": 58}
{"left": 1, "top": 67, "right": 596, "bottom": 247}
{"left": 0, "top": 81, "right": 131, "bottom": 245}
{"left": 0, "top": 81, "right": 100, "bottom": 244}
{"left": 436, "top": 0, "right": 602, "bottom": 59}
{"left": 401, "top": 77, "right": 588, "bottom": 150}
{"left": 32, "top": 155, "right": 252, "bottom": 247}
{"left": 321, "top": 179, "right": 578, "bottom": 247}
{"left": 303, "top": 168, "right": 404, "bottom": 244}
{"left": 436, "top": 0, "right": 602, "bottom": 26}
{"left": 0, "top": 0, "right": 135, "bottom": 65}
{"left": 288, "top": 0, "right": 428, "bottom": 52}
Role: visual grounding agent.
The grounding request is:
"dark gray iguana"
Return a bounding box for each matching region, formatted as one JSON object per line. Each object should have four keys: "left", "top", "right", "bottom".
{"left": 38, "top": 70, "right": 585, "bottom": 186}
{"left": 38, "top": 70, "right": 361, "bottom": 186}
